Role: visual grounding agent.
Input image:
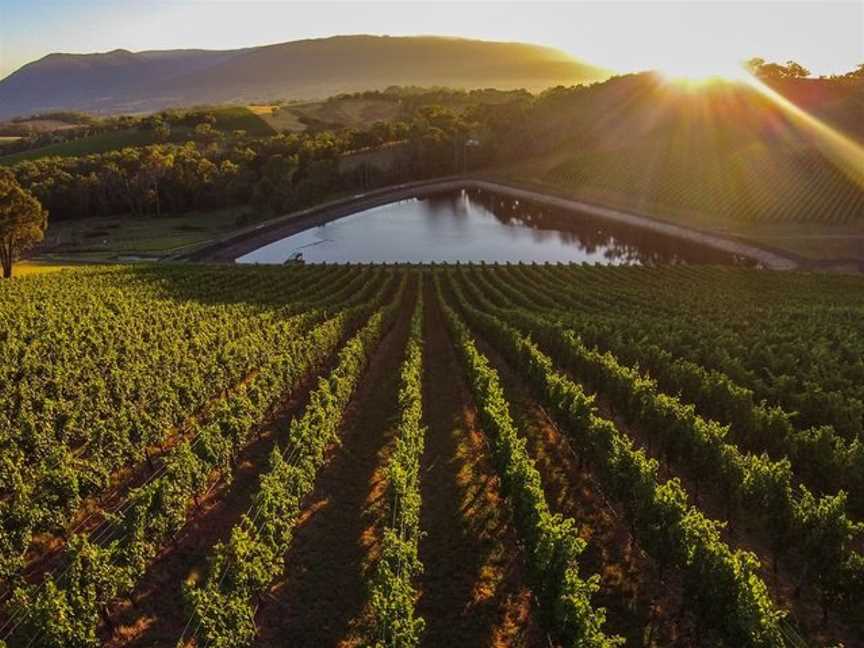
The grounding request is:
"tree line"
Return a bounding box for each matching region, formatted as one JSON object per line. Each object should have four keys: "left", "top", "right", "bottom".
{"left": 747, "top": 58, "right": 864, "bottom": 81}
{"left": 0, "top": 99, "right": 513, "bottom": 276}
{"left": 6, "top": 104, "right": 500, "bottom": 226}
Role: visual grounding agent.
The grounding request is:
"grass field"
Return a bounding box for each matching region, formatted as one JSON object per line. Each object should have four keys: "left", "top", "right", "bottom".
{"left": 0, "top": 263, "right": 861, "bottom": 648}
{"left": 0, "top": 129, "right": 158, "bottom": 164}
{"left": 7, "top": 260, "right": 72, "bottom": 277}
{"left": 252, "top": 92, "right": 514, "bottom": 133}
{"left": 36, "top": 208, "right": 247, "bottom": 259}
{"left": 0, "top": 107, "right": 274, "bottom": 164}
{"left": 249, "top": 104, "right": 308, "bottom": 131}
{"left": 205, "top": 105, "right": 276, "bottom": 136}
{"left": 251, "top": 98, "right": 403, "bottom": 132}
{"left": 0, "top": 119, "right": 83, "bottom": 133}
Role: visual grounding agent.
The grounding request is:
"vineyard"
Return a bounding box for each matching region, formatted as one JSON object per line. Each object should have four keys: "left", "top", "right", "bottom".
{"left": 545, "top": 144, "right": 864, "bottom": 225}
{"left": 524, "top": 76, "right": 864, "bottom": 229}
{"left": 0, "top": 263, "right": 862, "bottom": 647}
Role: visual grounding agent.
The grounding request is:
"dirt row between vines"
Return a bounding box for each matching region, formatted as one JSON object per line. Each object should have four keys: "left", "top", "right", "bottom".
{"left": 100, "top": 279, "right": 401, "bottom": 647}
{"left": 253, "top": 283, "right": 418, "bottom": 647}
{"left": 257, "top": 281, "right": 546, "bottom": 647}
{"left": 468, "top": 327, "right": 697, "bottom": 647}
{"left": 100, "top": 332, "right": 361, "bottom": 646}
{"left": 4, "top": 269, "right": 352, "bottom": 610}
{"left": 415, "top": 282, "right": 543, "bottom": 648}
{"left": 69, "top": 276, "right": 550, "bottom": 648}
{"left": 473, "top": 290, "right": 863, "bottom": 647}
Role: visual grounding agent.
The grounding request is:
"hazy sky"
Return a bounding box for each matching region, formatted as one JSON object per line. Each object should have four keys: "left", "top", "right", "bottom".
{"left": 0, "top": 1, "right": 861, "bottom": 80}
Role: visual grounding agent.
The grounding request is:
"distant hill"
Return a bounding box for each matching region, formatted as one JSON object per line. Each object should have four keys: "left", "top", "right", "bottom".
{"left": 0, "top": 35, "right": 608, "bottom": 119}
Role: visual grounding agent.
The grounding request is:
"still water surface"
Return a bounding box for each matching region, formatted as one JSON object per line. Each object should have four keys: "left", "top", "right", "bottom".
{"left": 237, "top": 189, "right": 751, "bottom": 265}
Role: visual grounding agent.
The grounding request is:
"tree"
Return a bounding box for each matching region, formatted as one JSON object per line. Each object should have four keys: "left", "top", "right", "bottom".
{"left": 194, "top": 123, "right": 221, "bottom": 146}
{"left": 0, "top": 169, "right": 48, "bottom": 278}
{"left": 154, "top": 122, "right": 171, "bottom": 143}
{"left": 783, "top": 61, "right": 811, "bottom": 79}
{"left": 746, "top": 58, "right": 811, "bottom": 80}
{"left": 139, "top": 147, "right": 174, "bottom": 217}
{"left": 138, "top": 114, "right": 164, "bottom": 132}
{"left": 845, "top": 63, "right": 864, "bottom": 79}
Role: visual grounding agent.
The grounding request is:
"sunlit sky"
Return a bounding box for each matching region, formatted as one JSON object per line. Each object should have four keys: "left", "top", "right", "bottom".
{"left": 0, "top": 1, "right": 861, "bottom": 81}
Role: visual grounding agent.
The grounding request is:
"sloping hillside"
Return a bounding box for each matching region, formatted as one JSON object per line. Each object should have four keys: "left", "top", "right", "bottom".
{"left": 497, "top": 73, "right": 864, "bottom": 260}
{"left": 0, "top": 35, "right": 607, "bottom": 119}
{"left": 0, "top": 48, "right": 245, "bottom": 118}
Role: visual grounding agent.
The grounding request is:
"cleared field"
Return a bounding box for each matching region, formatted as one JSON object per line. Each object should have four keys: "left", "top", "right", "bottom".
{"left": 0, "top": 119, "right": 85, "bottom": 134}
{"left": 4, "top": 261, "right": 72, "bottom": 277}
{"left": 250, "top": 98, "right": 403, "bottom": 132}
{"left": 0, "top": 264, "right": 862, "bottom": 648}
{"left": 250, "top": 104, "right": 312, "bottom": 132}
{"left": 203, "top": 105, "right": 276, "bottom": 136}
{"left": 36, "top": 208, "right": 248, "bottom": 259}
{"left": 0, "top": 129, "right": 157, "bottom": 165}
{"left": 0, "top": 107, "right": 274, "bottom": 165}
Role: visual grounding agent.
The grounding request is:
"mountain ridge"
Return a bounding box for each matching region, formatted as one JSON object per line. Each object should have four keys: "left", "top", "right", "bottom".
{"left": 0, "top": 35, "right": 609, "bottom": 118}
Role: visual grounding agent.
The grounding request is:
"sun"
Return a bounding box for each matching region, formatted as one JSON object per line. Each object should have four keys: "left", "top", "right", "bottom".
{"left": 656, "top": 59, "right": 751, "bottom": 86}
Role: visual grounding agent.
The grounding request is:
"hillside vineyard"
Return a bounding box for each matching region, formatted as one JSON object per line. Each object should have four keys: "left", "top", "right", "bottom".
{"left": 0, "top": 264, "right": 862, "bottom": 647}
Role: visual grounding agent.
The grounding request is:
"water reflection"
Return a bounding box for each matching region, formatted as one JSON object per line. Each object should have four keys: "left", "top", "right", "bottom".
{"left": 237, "top": 189, "right": 753, "bottom": 266}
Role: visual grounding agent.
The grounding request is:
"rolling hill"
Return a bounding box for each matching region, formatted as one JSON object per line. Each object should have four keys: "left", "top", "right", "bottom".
{"left": 0, "top": 35, "right": 608, "bottom": 119}
{"left": 488, "top": 72, "right": 864, "bottom": 260}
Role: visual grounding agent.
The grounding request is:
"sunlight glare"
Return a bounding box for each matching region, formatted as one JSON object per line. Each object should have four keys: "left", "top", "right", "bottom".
{"left": 743, "top": 74, "right": 864, "bottom": 189}
{"left": 657, "top": 58, "right": 751, "bottom": 86}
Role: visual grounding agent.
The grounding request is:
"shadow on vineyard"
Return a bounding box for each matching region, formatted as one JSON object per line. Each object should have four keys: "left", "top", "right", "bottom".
{"left": 1, "top": 263, "right": 863, "bottom": 648}
{"left": 99, "top": 328, "right": 352, "bottom": 647}
{"left": 467, "top": 327, "right": 694, "bottom": 646}
{"left": 414, "top": 282, "right": 541, "bottom": 647}
{"left": 254, "top": 280, "right": 416, "bottom": 647}
{"left": 121, "top": 263, "right": 343, "bottom": 308}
